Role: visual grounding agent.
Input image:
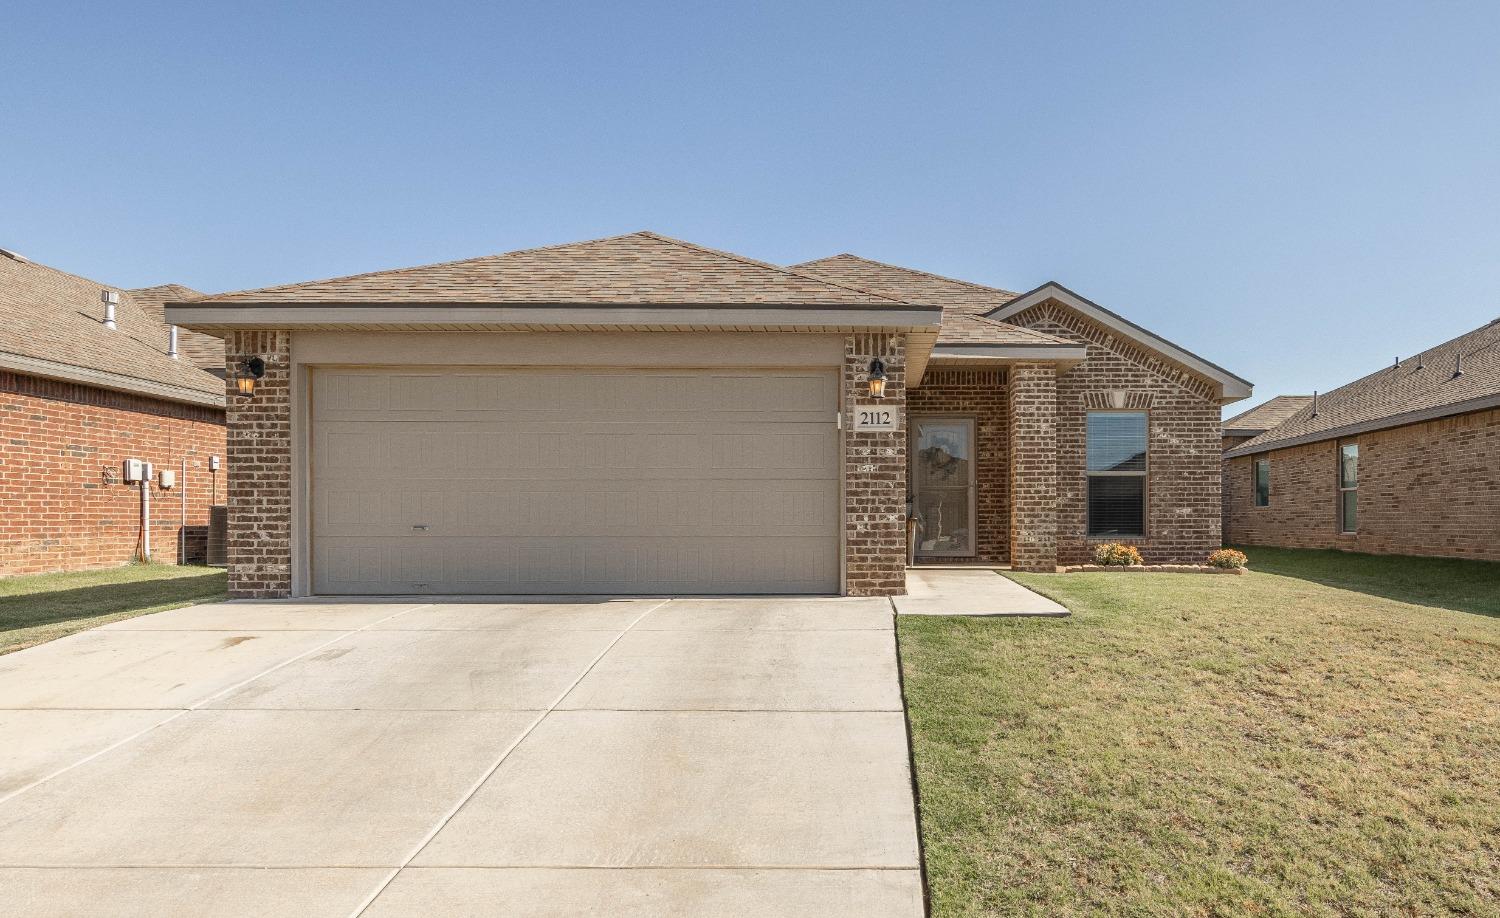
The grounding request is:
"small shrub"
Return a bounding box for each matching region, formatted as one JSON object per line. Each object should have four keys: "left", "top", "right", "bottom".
{"left": 1208, "top": 548, "right": 1248, "bottom": 569}
{"left": 1093, "top": 543, "right": 1144, "bottom": 566}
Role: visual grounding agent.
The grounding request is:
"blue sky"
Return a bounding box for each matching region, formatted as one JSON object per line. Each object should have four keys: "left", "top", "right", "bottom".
{"left": 3, "top": 2, "right": 1498, "bottom": 415}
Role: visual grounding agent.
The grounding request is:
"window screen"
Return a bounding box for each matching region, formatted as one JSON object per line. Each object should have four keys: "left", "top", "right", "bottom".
{"left": 1087, "top": 412, "right": 1147, "bottom": 537}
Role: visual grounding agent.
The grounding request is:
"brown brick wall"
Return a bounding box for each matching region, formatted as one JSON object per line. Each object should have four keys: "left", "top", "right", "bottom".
{"left": 225, "top": 331, "right": 293, "bottom": 598}
{"left": 1007, "top": 361, "right": 1059, "bottom": 571}
{"left": 908, "top": 368, "right": 1009, "bottom": 562}
{"left": 0, "top": 371, "right": 225, "bottom": 575}
{"left": 1015, "top": 304, "right": 1224, "bottom": 565}
{"left": 1225, "top": 408, "right": 1500, "bottom": 560}
{"left": 843, "top": 333, "right": 907, "bottom": 596}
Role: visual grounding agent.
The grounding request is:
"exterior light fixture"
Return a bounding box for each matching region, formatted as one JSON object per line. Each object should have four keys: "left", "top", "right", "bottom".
{"left": 236, "top": 356, "right": 266, "bottom": 396}
{"left": 868, "top": 358, "right": 887, "bottom": 399}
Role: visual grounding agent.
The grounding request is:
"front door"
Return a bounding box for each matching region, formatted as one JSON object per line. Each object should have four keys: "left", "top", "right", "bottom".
{"left": 910, "top": 417, "right": 976, "bottom": 559}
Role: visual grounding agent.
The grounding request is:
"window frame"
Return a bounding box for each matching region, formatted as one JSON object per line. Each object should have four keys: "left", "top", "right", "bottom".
{"left": 1085, "top": 409, "right": 1149, "bottom": 539}
{"left": 1253, "top": 456, "right": 1270, "bottom": 507}
{"left": 1337, "top": 441, "right": 1358, "bottom": 534}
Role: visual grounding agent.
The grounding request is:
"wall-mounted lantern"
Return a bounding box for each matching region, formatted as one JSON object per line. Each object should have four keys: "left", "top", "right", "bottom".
{"left": 235, "top": 356, "right": 266, "bottom": 397}
{"left": 868, "top": 358, "right": 887, "bottom": 399}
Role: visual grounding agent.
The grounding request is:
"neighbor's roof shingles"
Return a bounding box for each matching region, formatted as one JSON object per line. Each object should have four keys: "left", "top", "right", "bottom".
{"left": 129, "top": 283, "right": 224, "bottom": 372}
{"left": 0, "top": 252, "right": 223, "bottom": 402}
{"left": 1230, "top": 319, "right": 1500, "bottom": 455}
{"left": 185, "top": 232, "right": 913, "bottom": 307}
{"left": 793, "top": 254, "right": 1073, "bottom": 347}
{"left": 1222, "top": 395, "right": 1314, "bottom": 434}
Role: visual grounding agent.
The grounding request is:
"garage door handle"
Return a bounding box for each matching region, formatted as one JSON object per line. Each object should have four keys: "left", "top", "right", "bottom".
{"left": 412, "top": 524, "right": 431, "bottom": 531}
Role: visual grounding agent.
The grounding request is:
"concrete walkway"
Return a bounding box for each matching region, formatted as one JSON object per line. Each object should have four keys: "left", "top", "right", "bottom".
{"left": 894, "top": 568, "right": 1070, "bottom": 617}
{"left": 0, "top": 597, "right": 921, "bottom": 917}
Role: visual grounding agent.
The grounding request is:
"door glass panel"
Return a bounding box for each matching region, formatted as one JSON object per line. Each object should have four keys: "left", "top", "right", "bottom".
{"left": 912, "top": 419, "right": 974, "bottom": 557}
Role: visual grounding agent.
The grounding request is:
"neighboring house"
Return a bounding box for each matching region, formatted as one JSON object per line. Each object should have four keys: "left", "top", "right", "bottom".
{"left": 1224, "top": 319, "right": 1500, "bottom": 560}
{"left": 1220, "top": 394, "right": 1312, "bottom": 541}
{"left": 1221, "top": 395, "right": 1313, "bottom": 451}
{"left": 0, "top": 249, "right": 227, "bottom": 575}
{"left": 166, "top": 231, "right": 1252, "bottom": 599}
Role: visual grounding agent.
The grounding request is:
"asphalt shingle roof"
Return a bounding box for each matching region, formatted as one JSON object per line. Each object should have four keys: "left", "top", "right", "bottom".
{"left": 129, "top": 283, "right": 223, "bottom": 372}
{"left": 0, "top": 251, "right": 223, "bottom": 401}
{"left": 793, "top": 254, "right": 1072, "bottom": 346}
{"left": 1222, "top": 395, "right": 1314, "bottom": 434}
{"left": 187, "top": 232, "right": 912, "bottom": 307}
{"left": 1232, "top": 319, "right": 1500, "bottom": 453}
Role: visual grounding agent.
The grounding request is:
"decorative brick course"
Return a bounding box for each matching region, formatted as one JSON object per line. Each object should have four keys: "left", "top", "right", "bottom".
{"left": 1224, "top": 408, "right": 1500, "bottom": 560}
{"left": 225, "top": 331, "right": 293, "bottom": 598}
{"left": 0, "top": 371, "right": 225, "bottom": 575}
{"left": 1014, "top": 304, "right": 1223, "bottom": 565}
{"left": 843, "top": 333, "right": 907, "bottom": 596}
{"left": 1007, "top": 361, "right": 1059, "bottom": 571}
{"left": 908, "top": 368, "right": 1009, "bottom": 562}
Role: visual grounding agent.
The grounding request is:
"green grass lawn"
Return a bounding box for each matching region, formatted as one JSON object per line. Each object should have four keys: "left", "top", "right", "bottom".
{"left": 899, "top": 549, "right": 1500, "bottom": 917}
{"left": 0, "top": 564, "right": 228, "bottom": 654}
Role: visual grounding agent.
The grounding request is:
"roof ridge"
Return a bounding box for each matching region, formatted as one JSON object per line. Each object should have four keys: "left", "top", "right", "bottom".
{"left": 797, "top": 253, "right": 1019, "bottom": 298}
{"left": 636, "top": 233, "right": 913, "bottom": 306}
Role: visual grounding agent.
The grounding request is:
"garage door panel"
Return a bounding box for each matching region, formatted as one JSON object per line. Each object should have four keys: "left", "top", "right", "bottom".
{"left": 312, "top": 368, "right": 839, "bottom": 594}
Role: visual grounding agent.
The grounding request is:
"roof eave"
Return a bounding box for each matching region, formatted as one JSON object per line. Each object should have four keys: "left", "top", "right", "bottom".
{"left": 0, "top": 351, "right": 225, "bottom": 409}
{"left": 928, "top": 343, "right": 1088, "bottom": 370}
{"left": 983, "top": 282, "right": 1253, "bottom": 403}
{"left": 166, "top": 302, "right": 941, "bottom": 333}
{"left": 1223, "top": 392, "right": 1500, "bottom": 458}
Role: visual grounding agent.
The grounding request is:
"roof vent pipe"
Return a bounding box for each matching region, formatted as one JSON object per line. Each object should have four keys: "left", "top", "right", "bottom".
{"left": 101, "top": 290, "right": 119, "bottom": 329}
{"left": 1310, "top": 391, "right": 1319, "bottom": 418}
{"left": 1453, "top": 353, "right": 1464, "bottom": 378}
{"left": 1417, "top": 352, "right": 1425, "bottom": 370}
{"left": 167, "top": 326, "right": 179, "bottom": 359}
{"left": 1394, "top": 356, "right": 1400, "bottom": 371}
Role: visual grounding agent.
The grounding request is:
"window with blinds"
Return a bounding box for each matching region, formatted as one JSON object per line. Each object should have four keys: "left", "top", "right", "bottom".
{"left": 1087, "top": 411, "right": 1147, "bottom": 537}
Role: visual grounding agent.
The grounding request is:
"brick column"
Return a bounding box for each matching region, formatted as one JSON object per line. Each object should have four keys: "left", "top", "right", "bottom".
{"left": 843, "top": 333, "right": 907, "bottom": 596}
{"left": 225, "top": 330, "right": 292, "bottom": 598}
{"left": 1008, "top": 361, "right": 1058, "bottom": 572}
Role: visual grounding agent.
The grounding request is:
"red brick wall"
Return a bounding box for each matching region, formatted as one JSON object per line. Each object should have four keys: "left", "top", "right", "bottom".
{"left": 1225, "top": 408, "right": 1500, "bottom": 560}
{"left": 0, "top": 371, "right": 225, "bottom": 575}
{"left": 908, "top": 368, "right": 1009, "bottom": 562}
{"left": 225, "top": 331, "right": 293, "bottom": 598}
{"left": 1014, "top": 304, "right": 1224, "bottom": 565}
{"left": 843, "top": 332, "right": 907, "bottom": 596}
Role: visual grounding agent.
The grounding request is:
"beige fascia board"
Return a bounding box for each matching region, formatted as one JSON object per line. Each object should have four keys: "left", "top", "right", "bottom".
{"left": 0, "top": 351, "right": 226, "bottom": 409}
{"left": 927, "top": 344, "right": 1088, "bottom": 373}
{"left": 1222, "top": 392, "right": 1500, "bottom": 459}
{"left": 984, "top": 283, "right": 1253, "bottom": 402}
{"left": 167, "top": 303, "right": 943, "bottom": 333}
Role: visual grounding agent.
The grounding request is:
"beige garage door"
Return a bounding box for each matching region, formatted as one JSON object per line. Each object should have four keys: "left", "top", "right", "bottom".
{"left": 311, "top": 367, "right": 840, "bottom": 594}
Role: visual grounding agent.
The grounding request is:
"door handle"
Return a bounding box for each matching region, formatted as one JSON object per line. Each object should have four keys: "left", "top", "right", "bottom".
{"left": 412, "top": 524, "right": 431, "bottom": 531}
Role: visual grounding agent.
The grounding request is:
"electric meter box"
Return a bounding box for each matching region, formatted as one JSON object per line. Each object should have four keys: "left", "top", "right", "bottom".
{"left": 122, "top": 458, "right": 145, "bottom": 482}
{"left": 159, "top": 469, "right": 176, "bottom": 489}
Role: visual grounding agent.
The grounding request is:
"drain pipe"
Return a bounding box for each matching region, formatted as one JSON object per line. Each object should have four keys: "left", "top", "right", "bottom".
{"left": 180, "top": 458, "right": 188, "bottom": 563}
{"left": 139, "top": 473, "right": 151, "bottom": 561}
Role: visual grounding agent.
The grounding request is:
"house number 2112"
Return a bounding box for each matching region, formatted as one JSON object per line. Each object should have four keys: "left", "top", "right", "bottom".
{"left": 852, "top": 407, "right": 899, "bottom": 431}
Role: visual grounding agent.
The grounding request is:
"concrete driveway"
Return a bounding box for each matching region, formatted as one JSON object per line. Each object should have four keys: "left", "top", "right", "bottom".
{"left": 0, "top": 597, "right": 922, "bottom": 917}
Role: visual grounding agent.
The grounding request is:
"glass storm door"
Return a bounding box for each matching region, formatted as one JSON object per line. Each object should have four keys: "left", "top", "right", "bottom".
{"left": 911, "top": 418, "right": 976, "bottom": 558}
